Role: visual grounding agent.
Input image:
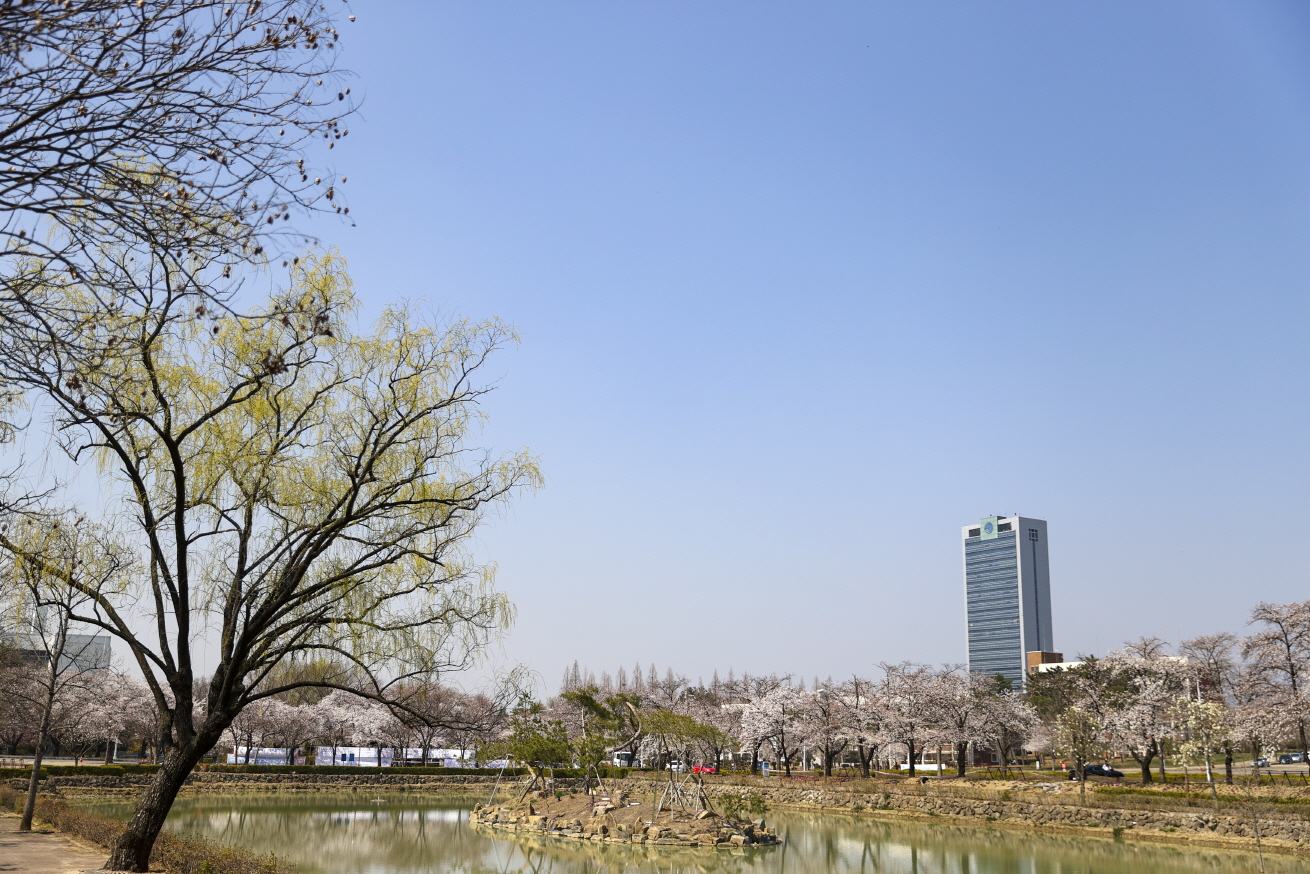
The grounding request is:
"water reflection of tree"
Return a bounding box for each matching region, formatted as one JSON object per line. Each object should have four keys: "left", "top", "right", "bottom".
{"left": 485, "top": 828, "right": 766, "bottom": 874}
{"left": 81, "top": 796, "right": 1309, "bottom": 874}
{"left": 769, "top": 810, "right": 1294, "bottom": 874}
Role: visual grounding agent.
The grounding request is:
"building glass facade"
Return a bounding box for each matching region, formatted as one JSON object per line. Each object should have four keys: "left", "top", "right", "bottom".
{"left": 964, "top": 531, "right": 1023, "bottom": 685}
{"left": 961, "top": 516, "right": 1053, "bottom": 689}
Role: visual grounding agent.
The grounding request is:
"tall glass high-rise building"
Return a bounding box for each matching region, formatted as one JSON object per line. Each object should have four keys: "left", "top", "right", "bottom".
{"left": 961, "top": 515, "right": 1053, "bottom": 688}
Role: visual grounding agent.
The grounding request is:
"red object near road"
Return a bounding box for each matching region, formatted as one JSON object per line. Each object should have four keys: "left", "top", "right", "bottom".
{"left": 692, "top": 763, "right": 717, "bottom": 774}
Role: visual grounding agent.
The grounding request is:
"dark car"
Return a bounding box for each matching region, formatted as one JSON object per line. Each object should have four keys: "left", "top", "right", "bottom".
{"left": 1070, "top": 763, "right": 1124, "bottom": 780}
{"left": 1278, "top": 753, "right": 1305, "bottom": 765}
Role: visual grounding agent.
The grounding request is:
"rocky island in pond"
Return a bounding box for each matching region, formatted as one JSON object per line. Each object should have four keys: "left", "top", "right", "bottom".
{"left": 470, "top": 786, "right": 780, "bottom": 848}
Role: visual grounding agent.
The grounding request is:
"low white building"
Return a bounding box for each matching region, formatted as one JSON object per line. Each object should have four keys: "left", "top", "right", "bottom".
{"left": 314, "top": 747, "right": 474, "bottom": 767}
{"left": 227, "top": 747, "right": 302, "bottom": 765}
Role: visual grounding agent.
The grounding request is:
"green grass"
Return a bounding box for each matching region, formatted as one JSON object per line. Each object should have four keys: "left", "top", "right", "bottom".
{"left": 1098, "top": 786, "right": 1310, "bottom": 806}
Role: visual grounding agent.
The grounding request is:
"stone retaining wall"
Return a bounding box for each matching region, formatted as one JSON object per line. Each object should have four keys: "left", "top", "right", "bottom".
{"left": 469, "top": 801, "right": 777, "bottom": 847}
{"left": 612, "top": 777, "right": 1307, "bottom": 855}
{"left": 8, "top": 772, "right": 501, "bottom": 794}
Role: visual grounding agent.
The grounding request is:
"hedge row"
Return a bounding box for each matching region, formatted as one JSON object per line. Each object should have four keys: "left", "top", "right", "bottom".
{"left": 205, "top": 764, "right": 632, "bottom": 779}
{"left": 0, "top": 763, "right": 637, "bottom": 779}
{"left": 0, "top": 764, "right": 160, "bottom": 778}
{"left": 205, "top": 763, "right": 529, "bottom": 775}
{"left": 0, "top": 784, "right": 296, "bottom": 874}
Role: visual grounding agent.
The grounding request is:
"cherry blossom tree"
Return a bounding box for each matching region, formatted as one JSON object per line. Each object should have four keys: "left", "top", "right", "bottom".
{"left": 1054, "top": 705, "right": 1104, "bottom": 803}
{"left": 985, "top": 684, "right": 1040, "bottom": 768}
{"left": 724, "top": 673, "right": 785, "bottom": 773}
{"left": 929, "top": 669, "right": 995, "bottom": 776}
{"left": 1103, "top": 651, "right": 1189, "bottom": 783}
{"left": 1064, "top": 650, "right": 1186, "bottom": 784}
{"left": 1229, "top": 666, "right": 1296, "bottom": 769}
{"left": 874, "top": 663, "right": 938, "bottom": 777}
{"left": 1242, "top": 600, "right": 1310, "bottom": 761}
{"left": 76, "top": 672, "right": 143, "bottom": 764}
{"left": 682, "top": 685, "right": 738, "bottom": 771}
{"left": 0, "top": 649, "right": 38, "bottom": 755}
{"left": 838, "top": 675, "right": 882, "bottom": 777}
{"left": 1181, "top": 632, "right": 1239, "bottom": 780}
{"left": 264, "top": 699, "right": 321, "bottom": 765}
{"left": 314, "top": 690, "right": 391, "bottom": 765}
{"left": 797, "top": 681, "right": 847, "bottom": 776}
{"left": 1171, "top": 696, "right": 1230, "bottom": 802}
{"left": 737, "top": 683, "right": 806, "bottom": 776}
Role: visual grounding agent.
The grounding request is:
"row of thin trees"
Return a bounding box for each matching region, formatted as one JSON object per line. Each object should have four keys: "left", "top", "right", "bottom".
{"left": 525, "top": 599, "right": 1310, "bottom": 784}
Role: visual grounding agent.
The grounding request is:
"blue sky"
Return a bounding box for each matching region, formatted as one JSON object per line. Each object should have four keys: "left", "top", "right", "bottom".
{"left": 323, "top": 1, "right": 1310, "bottom": 689}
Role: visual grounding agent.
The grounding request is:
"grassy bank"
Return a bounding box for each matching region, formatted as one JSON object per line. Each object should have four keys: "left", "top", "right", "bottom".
{"left": 0, "top": 785, "right": 295, "bottom": 874}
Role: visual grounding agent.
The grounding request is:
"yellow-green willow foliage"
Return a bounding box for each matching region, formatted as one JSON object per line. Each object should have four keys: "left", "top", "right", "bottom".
{"left": 0, "top": 250, "right": 539, "bottom": 869}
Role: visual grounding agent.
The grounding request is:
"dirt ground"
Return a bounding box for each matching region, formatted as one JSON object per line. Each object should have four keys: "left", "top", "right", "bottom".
{"left": 0, "top": 812, "right": 106, "bottom": 874}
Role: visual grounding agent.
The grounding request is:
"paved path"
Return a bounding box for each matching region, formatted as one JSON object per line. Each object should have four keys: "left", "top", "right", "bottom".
{"left": 0, "top": 813, "right": 105, "bottom": 874}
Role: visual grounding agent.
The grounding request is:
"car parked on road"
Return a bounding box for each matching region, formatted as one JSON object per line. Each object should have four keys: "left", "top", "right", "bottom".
{"left": 1254, "top": 757, "right": 1269, "bottom": 768}
{"left": 1071, "top": 763, "right": 1124, "bottom": 779}
{"left": 692, "top": 763, "right": 717, "bottom": 774}
{"left": 1278, "top": 753, "right": 1305, "bottom": 765}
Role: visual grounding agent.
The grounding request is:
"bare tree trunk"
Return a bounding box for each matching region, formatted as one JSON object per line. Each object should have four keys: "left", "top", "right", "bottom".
{"left": 1223, "top": 742, "right": 1233, "bottom": 784}
{"left": 19, "top": 700, "right": 53, "bottom": 832}
{"left": 21, "top": 612, "right": 70, "bottom": 832}
{"left": 956, "top": 742, "right": 968, "bottom": 777}
{"left": 106, "top": 745, "right": 202, "bottom": 871}
{"left": 1204, "top": 750, "right": 1219, "bottom": 808}
{"left": 1138, "top": 756, "right": 1153, "bottom": 784}
{"left": 907, "top": 741, "right": 916, "bottom": 778}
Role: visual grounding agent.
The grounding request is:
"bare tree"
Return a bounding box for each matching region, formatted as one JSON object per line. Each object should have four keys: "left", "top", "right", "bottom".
{"left": 1121, "top": 636, "right": 1170, "bottom": 659}
{"left": 0, "top": 0, "right": 361, "bottom": 467}
{"left": 0, "top": 1, "right": 353, "bottom": 294}
{"left": 0, "top": 517, "right": 124, "bottom": 831}
{"left": 0, "top": 252, "right": 539, "bottom": 870}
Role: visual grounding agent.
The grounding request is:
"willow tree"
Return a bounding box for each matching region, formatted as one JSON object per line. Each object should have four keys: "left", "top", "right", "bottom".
{"left": 0, "top": 251, "right": 538, "bottom": 870}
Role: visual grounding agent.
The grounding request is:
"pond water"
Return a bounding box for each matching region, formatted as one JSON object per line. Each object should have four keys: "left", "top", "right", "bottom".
{"left": 83, "top": 793, "right": 1306, "bottom": 874}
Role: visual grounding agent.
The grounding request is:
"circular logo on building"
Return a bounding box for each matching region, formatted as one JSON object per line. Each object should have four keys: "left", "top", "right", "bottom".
{"left": 983, "top": 521, "right": 994, "bottom": 535}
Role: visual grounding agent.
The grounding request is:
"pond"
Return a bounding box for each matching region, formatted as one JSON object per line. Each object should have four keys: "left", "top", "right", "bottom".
{"left": 83, "top": 793, "right": 1305, "bottom": 874}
